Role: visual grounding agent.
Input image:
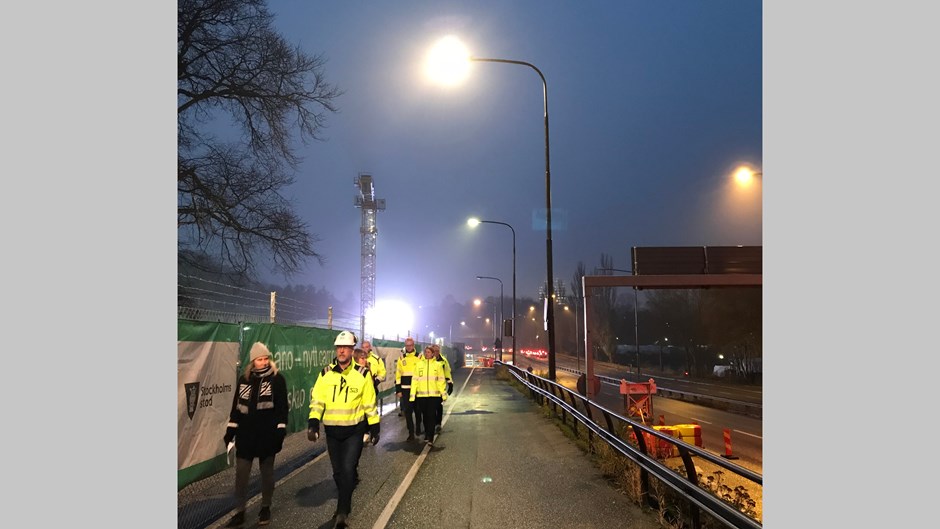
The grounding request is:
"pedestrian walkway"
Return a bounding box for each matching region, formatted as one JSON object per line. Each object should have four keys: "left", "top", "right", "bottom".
{"left": 180, "top": 366, "right": 662, "bottom": 529}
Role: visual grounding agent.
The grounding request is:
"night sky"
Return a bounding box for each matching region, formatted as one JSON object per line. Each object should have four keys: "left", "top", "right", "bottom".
{"left": 7, "top": 2, "right": 938, "bottom": 525}
{"left": 254, "top": 0, "right": 762, "bottom": 318}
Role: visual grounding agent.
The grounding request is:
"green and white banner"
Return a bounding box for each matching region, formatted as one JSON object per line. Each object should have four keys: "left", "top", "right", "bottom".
{"left": 239, "top": 323, "right": 337, "bottom": 432}
{"left": 177, "top": 322, "right": 462, "bottom": 490}
{"left": 177, "top": 320, "right": 240, "bottom": 490}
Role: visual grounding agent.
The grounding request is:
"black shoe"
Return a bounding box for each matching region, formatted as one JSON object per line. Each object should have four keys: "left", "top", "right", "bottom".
{"left": 258, "top": 506, "right": 271, "bottom": 525}
{"left": 334, "top": 512, "right": 348, "bottom": 528}
{"left": 406, "top": 433, "right": 415, "bottom": 441}
{"left": 435, "top": 425, "right": 441, "bottom": 434}
{"left": 225, "top": 511, "right": 245, "bottom": 527}
{"left": 426, "top": 438, "right": 434, "bottom": 447}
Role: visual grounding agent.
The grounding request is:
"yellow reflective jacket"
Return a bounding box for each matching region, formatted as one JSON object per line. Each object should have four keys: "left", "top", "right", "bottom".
{"left": 395, "top": 350, "right": 420, "bottom": 392}
{"left": 409, "top": 355, "right": 449, "bottom": 401}
{"left": 436, "top": 354, "right": 452, "bottom": 382}
{"left": 309, "top": 361, "right": 379, "bottom": 427}
{"left": 367, "top": 351, "right": 386, "bottom": 382}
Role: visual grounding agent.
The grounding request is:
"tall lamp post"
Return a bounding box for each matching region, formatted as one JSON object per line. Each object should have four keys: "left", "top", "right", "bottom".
{"left": 473, "top": 298, "right": 498, "bottom": 356}
{"left": 428, "top": 37, "right": 557, "bottom": 381}
{"left": 468, "top": 218, "right": 516, "bottom": 365}
{"left": 476, "top": 275, "right": 504, "bottom": 362}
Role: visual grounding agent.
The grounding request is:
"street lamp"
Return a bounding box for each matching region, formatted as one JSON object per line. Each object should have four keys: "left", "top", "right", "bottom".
{"left": 468, "top": 217, "right": 516, "bottom": 365}
{"left": 476, "top": 275, "right": 504, "bottom": 361}
{"left": 656, "top": 337, "right": 669, "bottom": 373}
{"left": 732, "top": 165, "right": 763, "bottom": 187}
{"left": 429, "top": 36, "right": 557, "bottom": 381}
{"left": 473, "top": 297, "right": 498, "bottom": 356}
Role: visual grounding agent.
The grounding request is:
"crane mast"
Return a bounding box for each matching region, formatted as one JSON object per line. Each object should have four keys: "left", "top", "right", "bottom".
{"left": 354, "top": 174, "right": 385, "bottom": 340}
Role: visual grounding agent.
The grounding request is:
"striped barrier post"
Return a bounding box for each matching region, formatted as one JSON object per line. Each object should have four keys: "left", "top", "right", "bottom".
{"left": 721, "top": 428, "right": 739, "bottom": 459}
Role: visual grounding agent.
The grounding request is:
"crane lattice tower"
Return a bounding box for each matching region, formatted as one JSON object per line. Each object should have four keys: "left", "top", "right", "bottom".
{"left": 354, "top": 174, "right": 385, "bottom": 340}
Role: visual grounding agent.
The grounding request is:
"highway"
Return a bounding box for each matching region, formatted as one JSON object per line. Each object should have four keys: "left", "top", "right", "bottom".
{"left": 511, "top": 354, "right": 763, "bottom": 474}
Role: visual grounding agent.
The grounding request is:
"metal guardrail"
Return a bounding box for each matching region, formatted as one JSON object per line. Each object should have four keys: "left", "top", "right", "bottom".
{"left": 556, "top": 365, "right": 762, "bottom": 419}
{"left": 505, "top": 362, "right": 761, "bottom": 529}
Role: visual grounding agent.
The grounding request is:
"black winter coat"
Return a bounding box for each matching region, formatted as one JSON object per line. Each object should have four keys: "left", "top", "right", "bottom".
{"left": 228, "top": 370, "right": 289, "bottom": 460}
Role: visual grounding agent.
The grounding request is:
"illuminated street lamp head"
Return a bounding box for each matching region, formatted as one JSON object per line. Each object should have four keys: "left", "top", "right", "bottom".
{"left": 733, "top": 165, "right": 762, "bottom": 188}
{"left": 467, "top": 217, "right": 481, "bottom": 228}
{"left": 473, "top": 298, "right": 482, "bottom": 307}
{"left": 426, "top": 35, "right": 471, "bottom": 86}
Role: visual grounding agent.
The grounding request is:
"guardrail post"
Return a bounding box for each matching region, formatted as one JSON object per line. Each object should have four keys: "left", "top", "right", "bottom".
{"left": 628, "top": 423, "right": 651, "bottom": 506}
{"left": 676, "top": 447, "right": 702, "bottom": 529}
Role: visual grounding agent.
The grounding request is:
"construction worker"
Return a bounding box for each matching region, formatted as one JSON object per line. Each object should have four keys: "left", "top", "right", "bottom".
{"left": 361, "top": 340, "right": 386, "bottom": 412}
{"left": 394, "top": 337, "right": 422, "bottom": 441}
{"left": 431, "top": 344, "right": 453, "bottom": 434}
{"left": 352, "top": 348, "right": 377, "bottom": 445}
{"left": 410, "top": 345, "right": 449, "bottom": 446}
{"left": 307, "top": 331, "right": 380, "bottom": 529}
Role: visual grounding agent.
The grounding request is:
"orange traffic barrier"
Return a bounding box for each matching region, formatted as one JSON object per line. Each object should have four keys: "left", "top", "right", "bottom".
{"left": 672, "top": 423, "right": 703, "bottom": 448}
{"left": 721, "top": 428, "right": 739, "bottom": 459}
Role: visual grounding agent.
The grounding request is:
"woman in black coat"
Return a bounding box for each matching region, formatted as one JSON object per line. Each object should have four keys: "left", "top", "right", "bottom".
{"left": 223, "top": 342, "right": 288, "bottom": 527}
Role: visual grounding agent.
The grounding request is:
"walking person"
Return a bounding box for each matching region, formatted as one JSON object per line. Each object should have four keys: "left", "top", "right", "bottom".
{"left": 362, "top": 340, "right": 386, "bottom": 413}
{"left": 307, "top": 331, "right": 380, "bottom": 529}
{"left": 395, "top": 337, "right": 422, "bottom": 441}
{"left": 353, "top": 347, "right": 378, "bottom": 445}
{"left": 410, "top": 345, "right": 449, "bottom": 446}
{"left": 431, "top": 344, "right": 453, "bottom": 434}
{"left": 222, "top": 342, "right": 288, "bottom": 527}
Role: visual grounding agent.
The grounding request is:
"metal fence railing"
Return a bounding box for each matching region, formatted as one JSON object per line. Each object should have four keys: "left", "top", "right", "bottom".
{"left": 503, "top": 361, "right": 762, "bottom": 529}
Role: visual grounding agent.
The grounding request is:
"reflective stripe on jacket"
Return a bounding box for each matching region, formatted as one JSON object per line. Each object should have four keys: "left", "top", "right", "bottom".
{"left": 309, "top": 362, "right": 379, "bottom": 426}
{"left": 409, "top": 356, "right": 448, "bottom": 401}
{"left": 395, "top": 351, "right": 419, "bottom": 392}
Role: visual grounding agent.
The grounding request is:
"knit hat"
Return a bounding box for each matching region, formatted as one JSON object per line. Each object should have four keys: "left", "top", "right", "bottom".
{"left": 249, "top": 342, "right": 272, "bottom": 362}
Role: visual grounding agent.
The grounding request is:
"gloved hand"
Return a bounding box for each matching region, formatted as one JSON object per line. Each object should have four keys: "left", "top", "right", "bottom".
{"left": 307, "top": 419, "right": 320, "bottom": 442}
{"left": 223, "top": 426, "right": 236, "bottom": 446}
{"left": 275, "top": 428, "right": 286, "bottom": 451}
{"left": 369, "top": 423, "right": 380, "bottom": 445}
{"left": 447, "top": 381, "right": 454, "bottom": 395}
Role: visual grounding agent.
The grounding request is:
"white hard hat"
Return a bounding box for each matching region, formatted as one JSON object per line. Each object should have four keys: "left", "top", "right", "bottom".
{"left": 334, "top": 330, "right": 358, "bottom": 346}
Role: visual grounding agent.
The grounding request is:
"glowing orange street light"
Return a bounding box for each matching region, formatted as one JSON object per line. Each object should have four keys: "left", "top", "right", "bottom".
{"left": 732, "top": 165, "right": 762, "bottom": 187}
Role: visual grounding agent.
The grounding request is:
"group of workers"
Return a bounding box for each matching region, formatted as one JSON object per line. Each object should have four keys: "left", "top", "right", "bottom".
{"left": 394, "top": 336, "right": 454, "bottom": 445}
{"left": 221, "top": 331, "right": 453, "bottom": 529}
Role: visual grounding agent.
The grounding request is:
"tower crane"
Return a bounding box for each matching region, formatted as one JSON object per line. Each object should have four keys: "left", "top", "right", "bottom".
{"left": 354, "top": 174, "right": 385, "bottom": 340}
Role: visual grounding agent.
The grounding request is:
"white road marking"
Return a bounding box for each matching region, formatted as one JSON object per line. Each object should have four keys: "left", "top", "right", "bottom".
{"left": 372, "top": 367, "right": 475, "bottom": 529}
{"left": 733, "top": 429, "right": 762, "bottom": 440}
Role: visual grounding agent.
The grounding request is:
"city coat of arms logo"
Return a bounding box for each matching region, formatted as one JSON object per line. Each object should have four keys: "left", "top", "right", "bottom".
{"left": 185, "top": 382, "right": 201, "bottom": 420}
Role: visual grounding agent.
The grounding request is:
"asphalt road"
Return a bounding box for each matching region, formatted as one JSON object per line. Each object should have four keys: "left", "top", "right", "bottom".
{"left": 512, "top": 355, "right": 763, "bottom": 473}
{"left": 184, "top": 365, "right": 663, "bottom": 529}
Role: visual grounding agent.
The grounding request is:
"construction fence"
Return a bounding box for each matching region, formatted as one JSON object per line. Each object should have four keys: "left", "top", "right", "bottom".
{"left": 177, "top": 319, "right": 458, "bottom": 491}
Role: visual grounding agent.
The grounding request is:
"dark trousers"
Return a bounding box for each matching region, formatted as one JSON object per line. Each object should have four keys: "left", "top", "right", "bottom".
{"left": 399, "top": 389, "right": 422, "bottom": 434}
{"left": 416, "top": 397, "right": 442, "bottom": 442}
{"left": 326, "top": 432, "right": 365, "bottom": 515}
{"left": 234, "top": 455, "right": 275, "bottom": 512}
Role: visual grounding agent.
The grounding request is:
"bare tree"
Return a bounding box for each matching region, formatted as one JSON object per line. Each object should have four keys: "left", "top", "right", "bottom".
{"left": 589, "top": 253, "right": 619, "bottom": 362}
{"left": 178, "top": 0, "right": 343, "bottom": 279}
{"left": 645, "top": 289, "right": 705, "bottom": 375}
